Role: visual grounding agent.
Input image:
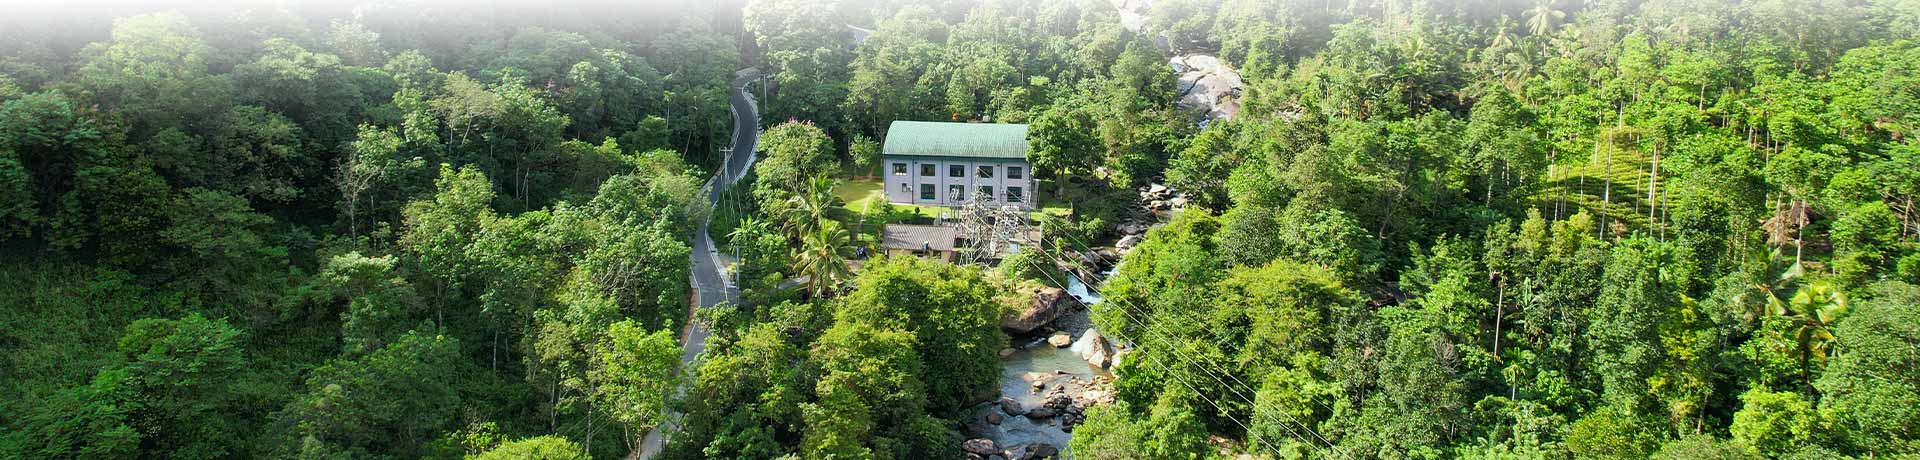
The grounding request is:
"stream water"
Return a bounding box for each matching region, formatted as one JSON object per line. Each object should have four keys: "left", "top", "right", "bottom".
{"left": 970, "top": 272, "right": 1115, "bottom": 452}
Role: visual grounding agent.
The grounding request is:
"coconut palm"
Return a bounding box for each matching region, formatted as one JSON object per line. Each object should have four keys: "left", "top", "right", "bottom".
{"left": 1733, "top": 247, "right": 1803, "bottom": 324}
{"left": 780, "top": 175, "right": 839, "bottom": 239}
{"left": 1779, "top": 279, "right": 1848, "bottom": 390}
{"left": 792, "top": 220, "right": 854, "bottom": 298}
{"left": 1525, "top": 1, "right": 1564, "bottom": 37}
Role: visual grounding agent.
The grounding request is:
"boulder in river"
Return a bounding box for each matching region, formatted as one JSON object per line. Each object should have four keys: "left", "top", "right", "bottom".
{"left": 998, "top": 397, "right": 1025, "bottom": 415}
{"left": 1069, "top": 329, "right": 1113, "bottom": 368}
{"left": 1002, "top": 287, "right": 1068, "bottom": 334}
{"left": 1027, "top": 443, "right": 1060, "bottom": 459}
{"left": 1052, "top": 329, "right": 1082, "bottom": 348}
{"left": 963, "top": 438, "right": 998, "bottom": 456}
{"left": 1047, "top": 332, "right": 1073, "bottom": 348}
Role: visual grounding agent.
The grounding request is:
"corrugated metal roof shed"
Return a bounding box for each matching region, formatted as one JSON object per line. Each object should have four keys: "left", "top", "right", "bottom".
{"left": 881, "top": 224, "right": 958, "bottom": 251}
{"left": 882, "top": 121, "right": 1029, "bottom": 160}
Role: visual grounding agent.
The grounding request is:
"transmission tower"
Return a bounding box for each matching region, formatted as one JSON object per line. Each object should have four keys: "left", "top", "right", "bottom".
{"left": 955, "top": 191, "right": 1033, "bottom": 265}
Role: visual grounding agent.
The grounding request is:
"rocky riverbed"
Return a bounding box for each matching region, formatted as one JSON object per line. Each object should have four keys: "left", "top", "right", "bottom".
{"left": 965, "top": 292, "right": 1122, "bottom": 459}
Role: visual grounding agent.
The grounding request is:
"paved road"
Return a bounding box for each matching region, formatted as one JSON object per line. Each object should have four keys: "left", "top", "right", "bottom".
{"left": 633, "top": 67, "right": 760, "bottom": 460}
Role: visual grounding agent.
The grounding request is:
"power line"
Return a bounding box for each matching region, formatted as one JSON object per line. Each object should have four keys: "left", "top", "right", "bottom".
{"left": 1023, "top": 226, "right": 1356, "bottom": 460}
{"left": 1045, "top": 225, "right": 1354, "bottom": 453}
{"left": 1015, "top": 254, "right": 1297, "bottom": 458}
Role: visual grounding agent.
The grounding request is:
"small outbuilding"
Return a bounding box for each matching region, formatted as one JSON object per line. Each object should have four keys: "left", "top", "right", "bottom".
{"left": 880, "top": 224, "right": 958, "bottom": 262}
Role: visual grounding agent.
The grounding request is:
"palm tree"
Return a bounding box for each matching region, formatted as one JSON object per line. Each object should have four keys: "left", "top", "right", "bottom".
{"left": 1525, "top": 0, "right": 1564, "bottom": 37}
{"left": 1779, "top": 280, "right": 1848, "bottom": 391}
{"left": 792, "top": 220, "right": 854, "bottom": 298}
{"left": 1492, "top": 16, "right": 1517, "bottom": 50}
{"left": 727, "top": 216, "right": 772, "bottom": 274}
{"left": 1733, "top": 247, "right": 1803, "bottom": 324}
{"left": 781, "top": 176, "right": 839, "bottom": 239}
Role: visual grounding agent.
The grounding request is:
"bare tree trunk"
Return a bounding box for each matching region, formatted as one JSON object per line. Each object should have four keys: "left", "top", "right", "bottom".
{"left": 1494, "top": 280, "right": 1506, "bottom": 359}
{"left": 348, "top": 196, "right": 358, "bottom": 242}
{"left": 1648, "top": 146, "right": 1660, "bottom": 238}
{"left": 1599, "top": 105, "right": 1621, "bottom": 239}
{"left": 1795, "top": 200, "right": 1807, "bottom": 265}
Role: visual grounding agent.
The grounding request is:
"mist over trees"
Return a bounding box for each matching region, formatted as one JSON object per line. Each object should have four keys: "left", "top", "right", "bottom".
{"left": 2, "top": 0, "right": 1919, "bottom": 459}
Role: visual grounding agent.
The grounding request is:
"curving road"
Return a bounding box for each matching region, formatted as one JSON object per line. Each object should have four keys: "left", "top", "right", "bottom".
{"left": 633, "top": 66, "right": 761, "bottom": 460}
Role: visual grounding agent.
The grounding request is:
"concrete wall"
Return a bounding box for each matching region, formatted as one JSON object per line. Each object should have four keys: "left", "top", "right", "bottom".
{"left": 883, "top": 156, "right": 1033, "bottom": 209}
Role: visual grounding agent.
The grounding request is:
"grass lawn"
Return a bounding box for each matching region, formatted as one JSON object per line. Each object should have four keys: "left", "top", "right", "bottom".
{"left": 834, "top": 178, "right": 946, "bottom": 222}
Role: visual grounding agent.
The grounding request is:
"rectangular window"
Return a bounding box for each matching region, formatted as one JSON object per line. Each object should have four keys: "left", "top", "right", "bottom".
{"left": 949, "top": 185, "right": 965, "bottom": 201}
{"left": 1007, "top": 186, "right": 1023, "bottom": 203}
{"left": 920, "top": 163, "right": 936, "bottom": 176}
{"left": 978, "top": 186, "right": 994, "bottom": 201}
{"left": 892, "top": 163, "right": 908, "bottom": 175}
{"left": 899, "top": 182, "right": 912, "bottom": 193}
{"left": 919, "top": 184, "right": 936, "bottom": 200}
{"left": 1007, "top": 166, "right": 1023, "bottom": 179}
{"left": 977, "top": 165, "right": 994, "bottom": 179}
{"left": 949, "top": 164, "right": 965, "bottom": 177}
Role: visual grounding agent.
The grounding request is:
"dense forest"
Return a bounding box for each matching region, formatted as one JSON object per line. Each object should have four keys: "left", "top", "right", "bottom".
{"left": 2, "top": 0, "right": 1918, "bottom": 459}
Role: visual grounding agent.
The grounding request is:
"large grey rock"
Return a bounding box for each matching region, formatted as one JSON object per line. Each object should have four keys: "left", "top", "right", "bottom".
{"left": 998, "top": 397, "right": 1025, "bottom": 415}
{"left": 1027, "top": 443, "right": 1060, "bottom": 459}
{"left": 963, "top": 439, "right": 998, "bottom": 455}
{"left": 1116, "top": 234, "right": 1144, "bottom": 250}
{"left": 1070, "top": 329, "right": 1113, "bottom": 368}
{"left": 1001, "top": 287, "right": 1068, "bottom": 334}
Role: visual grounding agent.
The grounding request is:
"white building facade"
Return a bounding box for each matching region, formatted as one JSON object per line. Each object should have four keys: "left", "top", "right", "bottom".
{"left": 881, "top": 121, "right": 1033, "bottom": 209}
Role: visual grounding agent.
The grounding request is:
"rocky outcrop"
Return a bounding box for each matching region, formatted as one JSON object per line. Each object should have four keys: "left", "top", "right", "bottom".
{"left": 1002, "top": 287, "right": 1069, "bottom": 334}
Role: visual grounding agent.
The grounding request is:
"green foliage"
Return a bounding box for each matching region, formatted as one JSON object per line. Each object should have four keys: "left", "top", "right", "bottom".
{"left": 3, "top": 314, "right": 248, "bottom": 459}
{"left": 1566, "top": 407, "right": 1660, "bottom": 460}
{"left": 470, "top": 436, "right": 589, "bottom": 460}
{"left": 272, "top": 330, "right": 468, "bottom": 459}
{"left": 1729, "top": 387, "right": 1819, "bottom": 457}
{"left": 11, "top": 1, "right": 1920, "bottom": 458}
{"left": 836, "top": 256, "right": 1004, "bottom": 413}
{"left": 1814, "top": 282, "right": 1920, "bottom": 456}
{"left": 591, "top": 321, "right": 680, "bottom": 445}
{"left": 753, "top": 121, "right": 838, "bottom": 213}
{"left": 1650, "top": 435, "right": 1760, "bottom": 460}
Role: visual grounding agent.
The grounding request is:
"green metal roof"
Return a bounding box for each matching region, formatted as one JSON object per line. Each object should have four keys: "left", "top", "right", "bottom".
{"left": 882, "top": 121, "right": 1029, "bottom": 160}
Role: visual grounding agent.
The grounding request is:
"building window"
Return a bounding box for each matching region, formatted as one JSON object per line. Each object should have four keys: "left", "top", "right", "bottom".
{"left": 949, "top": 185, "right": 965, "bottom": 201}
{"left": 919, "top": 184, "right": 935, "bottom": 200}
{"left": 892, "top": 163, "right": 908, "bottom": 175}
{"left": 949, "top": 164, "right": 965, "bottom": 177}
{"left": 920, "top": 163, "right": 936, "bottom": 176}
{"left": 977, "top": 165, "right": 995, "bottom": 179}
{"left": 1007, "top": 186, "right": 1023, "bottom": 203}
{"left": 1007, "top": 166, "right": 1023, "bottom": 179}
{"left": 899, "top": 182, "right": 912, "bottom": 193}
{"left": 978, "top": 186, "right": 994, "bottom": 201}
